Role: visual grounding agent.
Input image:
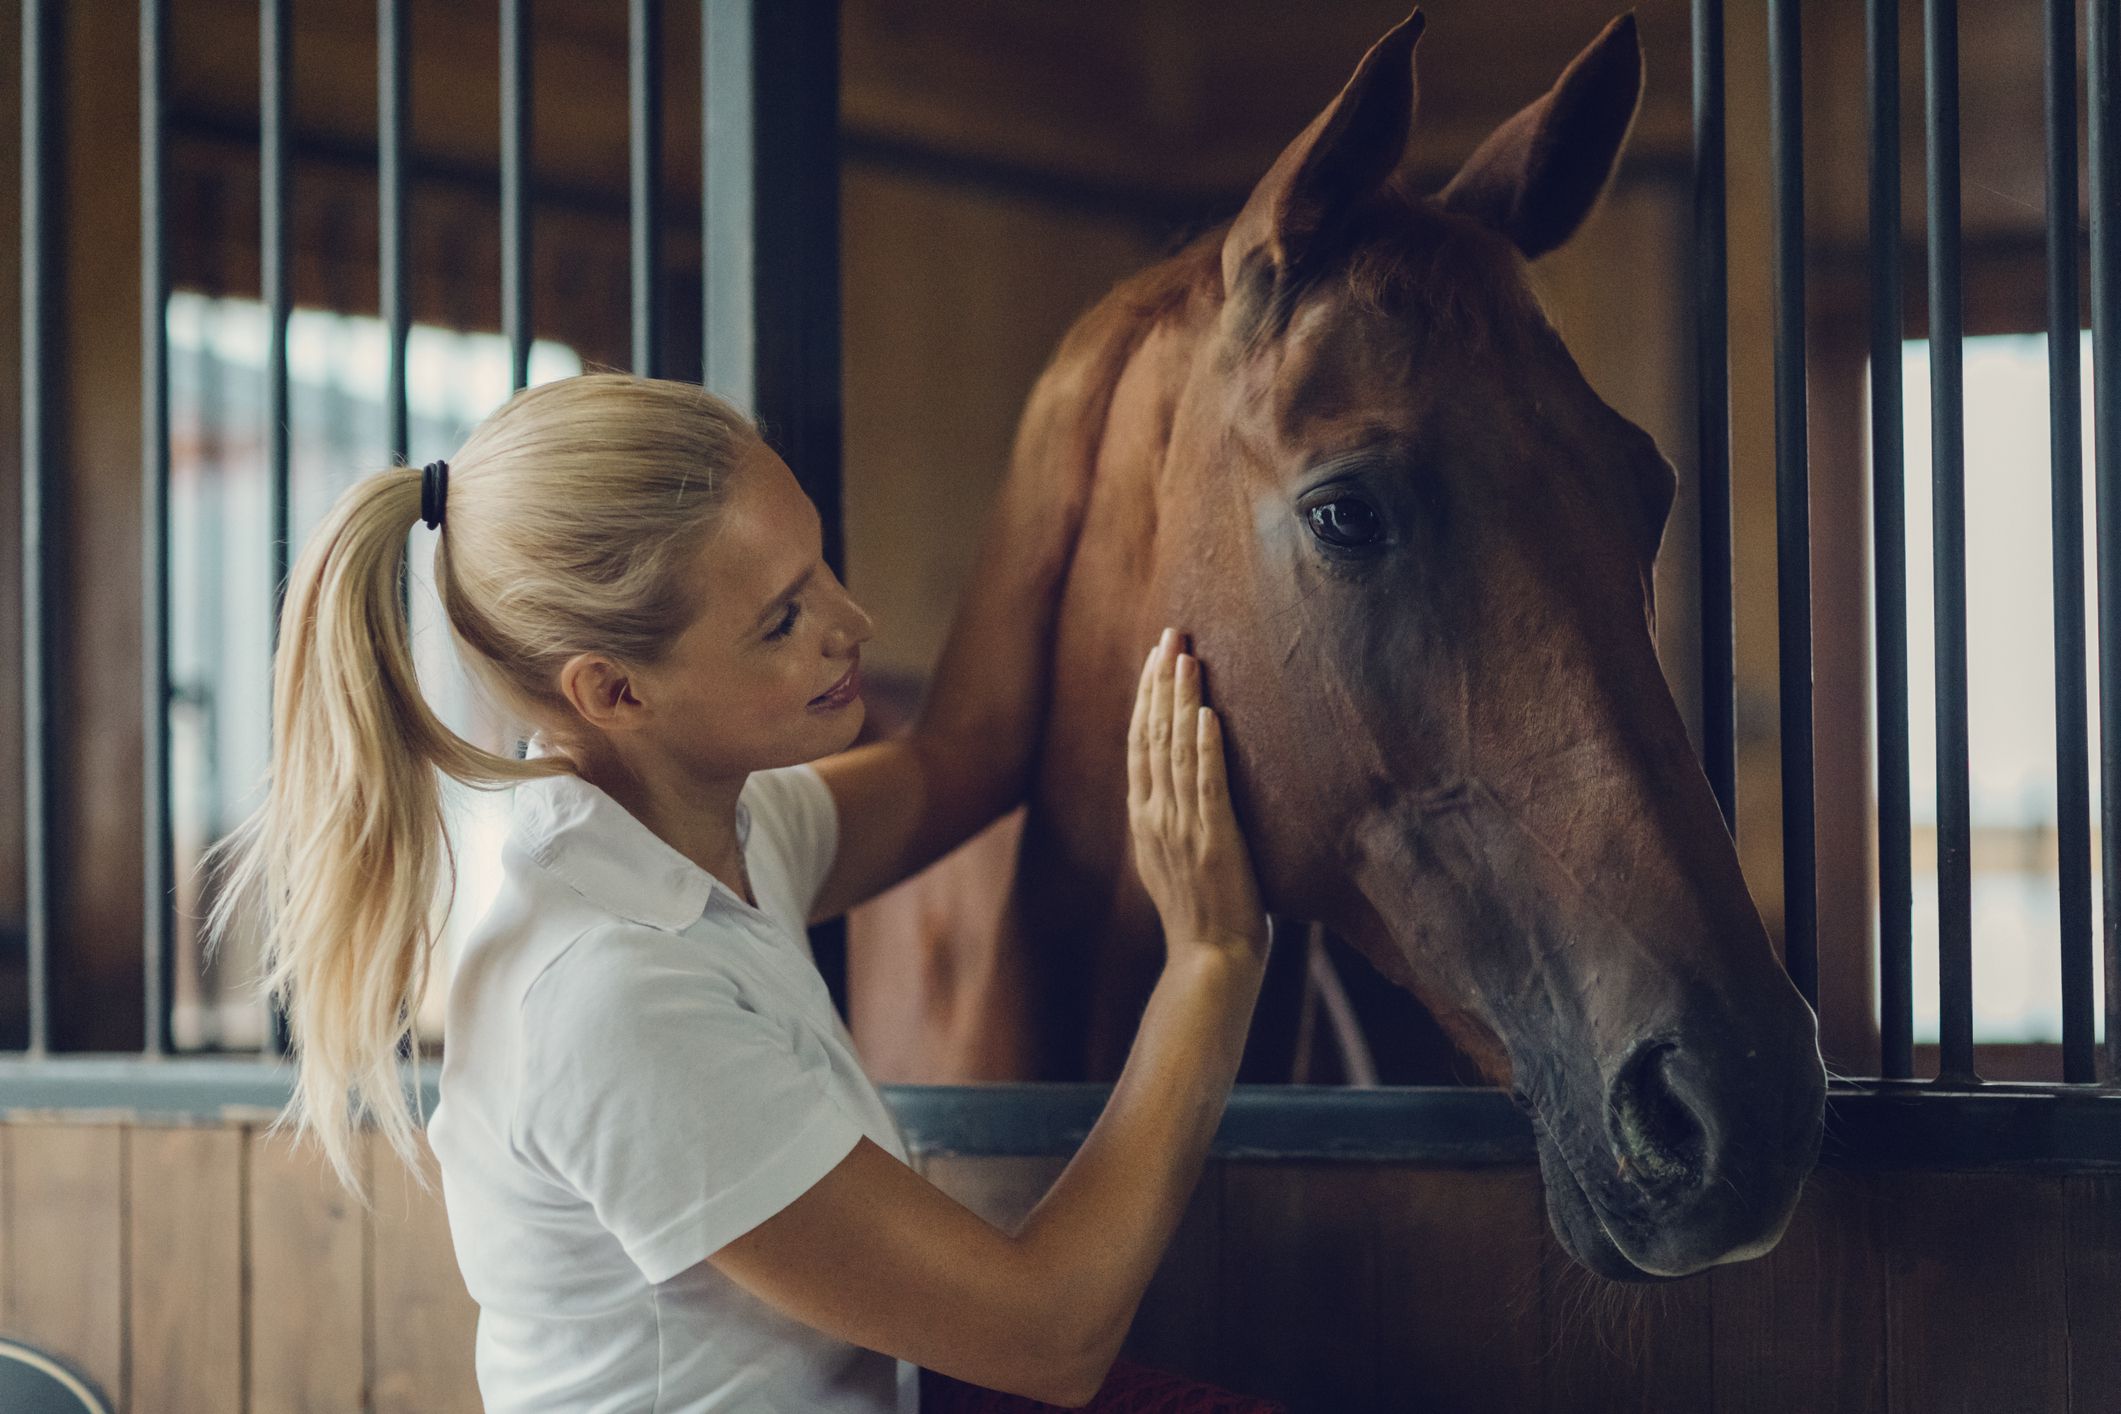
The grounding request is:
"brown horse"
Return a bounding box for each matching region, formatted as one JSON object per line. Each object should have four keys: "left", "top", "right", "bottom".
{"left": 848, "top": 11, "right": 1825, "bottom": 1283}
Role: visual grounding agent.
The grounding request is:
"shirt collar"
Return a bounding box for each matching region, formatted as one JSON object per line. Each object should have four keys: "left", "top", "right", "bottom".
{"left": 508, "top": 733, "right": 754, "bottom": 932}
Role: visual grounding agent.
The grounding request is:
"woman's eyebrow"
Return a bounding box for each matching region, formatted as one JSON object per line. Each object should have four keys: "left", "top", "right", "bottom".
{"left": 744, "top": 565, "right": 816, "bottom": 636}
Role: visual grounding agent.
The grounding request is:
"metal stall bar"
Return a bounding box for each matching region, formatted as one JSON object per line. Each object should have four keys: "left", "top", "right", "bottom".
{"left": 376, "top": 0, "right": 411, "bottom": 778}
{"left": 2091, "top": 0, "right": 2121, "bottom": 1084}
{"left": 263, "top": 0, "right": 290, "bottom": 627}
{"left": 143, "top": 0, "right": 173, "bottom": 1054}
{"left": 1693, "top": 0, "right": 1737, "bottom": 834}
{"left": 1926, "top": 0, "right": 1977, "bottom": 1085}
{"left": 1768, "top": 0, "right": 1819, "bottom": 1010}
{"left": 1871, "top": 0, "right": 1915, "bottom": 1080}
{"left": 20, "top": 0, "right": 61, "bottom": 1055}
{"left": 705, "top": 0, "right": 844, "bottom": 573}
{"left": 2051, "top": 0, "right": 2097, "bottom": 1085}
{"left": 630, "top": 0, "right": 662, "bottom": 378}
{"left": 263, "top": 0, "right": 296, "bottom": 1054}
{"left": 501, "top": 0, "right": 532, "bottom": 393}
{"left": 705, "top": 0, "right": 846, "bottom": 1009}
{"left": 381, "top": 0, "right": 409, "bottom": 465}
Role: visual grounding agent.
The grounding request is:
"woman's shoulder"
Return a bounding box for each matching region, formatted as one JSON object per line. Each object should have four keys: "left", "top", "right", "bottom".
{"left": 740, "top": 760, "right": 833, "bottom": 838}
{"left": 740, "top": 760, "right": 840, "bottom": 917}
{"left": 522, "top": 917, "right": 751, "bottom": 1026}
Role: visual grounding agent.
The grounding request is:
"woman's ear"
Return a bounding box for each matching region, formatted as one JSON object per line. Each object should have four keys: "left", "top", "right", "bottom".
{"left": 558, "top": 652, "right": 643, "bottom": 733}
{"left": 1436, "top": 13, "right": 1643, "bottom": 259}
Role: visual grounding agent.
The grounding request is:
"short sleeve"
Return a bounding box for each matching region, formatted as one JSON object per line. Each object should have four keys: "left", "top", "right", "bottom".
{"left": 742, "top": 761, "right": 841, "bottom": 920}
{"left": 515, "top": 926, "right": 865, "bottom": 1284}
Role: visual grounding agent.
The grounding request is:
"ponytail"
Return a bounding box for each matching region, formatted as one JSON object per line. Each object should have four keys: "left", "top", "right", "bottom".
{"left": 202, "top": 464, "right": 562, "bottom": 1199}
{"left": 202, "top": 374, "right": 752, "bottom": 1200}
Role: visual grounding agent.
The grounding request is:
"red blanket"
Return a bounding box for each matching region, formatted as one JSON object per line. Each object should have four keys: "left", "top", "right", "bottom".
{"left": 919, "top": 1357, "right": 1287, "bottom": 1413}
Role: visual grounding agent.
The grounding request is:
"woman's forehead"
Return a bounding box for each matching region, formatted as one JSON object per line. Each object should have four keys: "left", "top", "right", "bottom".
{"left": 692, "top": 444, "right": 816, "bottom": 624}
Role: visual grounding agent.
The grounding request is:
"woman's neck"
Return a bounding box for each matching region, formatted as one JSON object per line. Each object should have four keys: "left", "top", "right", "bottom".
{"left": 554, "top": 737, "right": 755, "bottom": 907}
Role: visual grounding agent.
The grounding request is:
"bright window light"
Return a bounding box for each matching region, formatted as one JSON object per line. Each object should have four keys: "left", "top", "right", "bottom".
{"left": 1884, "top": 333, "right": 2106, "bottom": 1044}
{"left": 165, "top": 291, "right": 584, "bottom": 1049}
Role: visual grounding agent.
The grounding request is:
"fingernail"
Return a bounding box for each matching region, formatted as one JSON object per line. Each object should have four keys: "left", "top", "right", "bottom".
{"left": 1160, "top": 626, "right": 1174, "bottom": 651}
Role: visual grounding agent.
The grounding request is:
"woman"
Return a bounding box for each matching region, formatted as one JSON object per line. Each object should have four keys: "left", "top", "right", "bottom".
{"left": 207, "top": 373, "right": 1279, "bottom": 1411}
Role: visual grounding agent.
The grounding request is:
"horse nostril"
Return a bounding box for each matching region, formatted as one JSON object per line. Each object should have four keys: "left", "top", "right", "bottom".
{"left": 1608, "top": 1041, "right": 1709, "bottom": 1196}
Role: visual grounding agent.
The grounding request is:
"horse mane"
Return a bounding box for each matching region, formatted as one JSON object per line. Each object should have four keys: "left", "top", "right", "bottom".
{"left": 1000, "top": 223, "right": 1221, "bottom": 498}
{"left": 1003, "top": 181, "right": 1545, "bottom": 511}
{"left": 1224, "top": 177, "right": 1548, "bottom": 361}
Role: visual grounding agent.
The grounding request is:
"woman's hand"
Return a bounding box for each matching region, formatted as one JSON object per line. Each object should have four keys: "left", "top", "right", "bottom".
{"left": 1126, "top": 627, "right": 1269, "bottom": 974}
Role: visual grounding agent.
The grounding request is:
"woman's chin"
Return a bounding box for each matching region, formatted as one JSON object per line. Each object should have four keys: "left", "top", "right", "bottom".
{"left": 807, "top": 692, "right": 866, "bottom": 740}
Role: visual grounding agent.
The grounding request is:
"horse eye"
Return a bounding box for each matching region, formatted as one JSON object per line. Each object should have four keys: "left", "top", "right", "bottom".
{"left": 1306, "top": 497, "right": 1382, "bottom": 549}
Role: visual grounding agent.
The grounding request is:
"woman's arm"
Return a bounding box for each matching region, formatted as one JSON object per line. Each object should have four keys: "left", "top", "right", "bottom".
{"left": 806, "top": 443, "right": 1088, "bottom": 925}
{"left": 708, "top": 952, "right": 1261, "bottom": 1403}
{"left": 717, "top": 640, "right": 1269, "bottom": 1403}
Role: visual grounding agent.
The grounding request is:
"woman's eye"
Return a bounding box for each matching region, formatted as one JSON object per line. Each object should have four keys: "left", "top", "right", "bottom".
{"left": 766, "top": 603, "right": 801, "bottom": 641}
{"left": 1305, "top": 497, "right": 1383, "bottom": 549}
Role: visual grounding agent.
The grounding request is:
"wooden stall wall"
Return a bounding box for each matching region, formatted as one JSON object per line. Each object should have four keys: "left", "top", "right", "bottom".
{"left": 3, "top": 1114, "right": 2116, "bottom": 1414}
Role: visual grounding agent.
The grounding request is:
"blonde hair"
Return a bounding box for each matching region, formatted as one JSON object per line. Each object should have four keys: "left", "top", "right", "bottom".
{"left": 203, "top": 373, "right": 761, "bottom": 1198}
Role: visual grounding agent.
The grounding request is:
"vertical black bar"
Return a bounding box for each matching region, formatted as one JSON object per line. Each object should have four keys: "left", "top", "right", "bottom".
{"left": 264, "top": 0, "right": 294, "bottom": 1055}
{"left": 1768, "top": 0, "right": 1819, "bottom": 1012}
{"left": 1871, "top": 0, "right": 1915, "bottom": 1080}
{"left": 705, "top": 0, "right": 843, "bottom": 572}
{"left": 705, "top": 0, "right": 847, "bottom": 1010}
{"left": 20, "top": 0, "right": 62, "bottom": 1056}
{"left": 377, "top": 0, "right": 410, "bottom": 844}
{"left": 263, "top": 0, "right": 290, "bottom": 625}
{"left": 1693, "top": 0, "right": 1737, "bottom": 835}
{"left": 1926, "top": 0, "right": 1977, "bottom": 1085}
{"left": 629, "top": 0, "right": 662, "bottom": 378}
{"left": 501, "top": 0, "right": 532, "bottom": 393}
{"left": 143, "top": 0, "right": 173, "bottom": 1055}
{"left": 2050, "top": 0, "right": 2096, "bottom": 1085}
{"left": 2089, "top": 0, "right": 2121, "bottom": 1086}
{"left": 380, "top": 0, "right": 409, "bottom": 465}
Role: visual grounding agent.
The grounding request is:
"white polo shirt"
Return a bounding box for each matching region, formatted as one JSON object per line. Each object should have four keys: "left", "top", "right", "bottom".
{"left": 428, "top": 740, "right": 920, "bottom": 1413}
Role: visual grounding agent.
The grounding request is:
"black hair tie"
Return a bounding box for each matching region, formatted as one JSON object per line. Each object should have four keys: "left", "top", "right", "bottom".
{"left": 420, "top": 459, "right": 450, "bottom": 530}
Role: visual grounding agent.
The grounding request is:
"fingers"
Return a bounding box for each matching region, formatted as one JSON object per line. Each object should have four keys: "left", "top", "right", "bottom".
{"left": 1127, "top": 638, "right": 1157, "bottom": 811}
{"left": 1170, "top": 650, "right": 1201, "bottom": 821}
{"left": 1196, "top": 702, "right": 1233, "bottom": 829}
{"left": 1146, "top": 629, "right": 1175, "bottom": 808}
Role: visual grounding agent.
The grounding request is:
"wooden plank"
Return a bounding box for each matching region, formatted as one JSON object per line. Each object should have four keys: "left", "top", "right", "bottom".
{"left": 2065, "top": 1174, "right": 2121, "bottom": 1412}
{"left": 1121, "top": 1157, "right": 1223, "bottom": 1382}
{"left": 369, "top": 1130, "right": 481, "bottom": 1414}
{"left": 1884, "top": 1170, "right": 2069, "bottom": 1414}
{"left": 1537, "top": 1205, "right": 1712, "bottom": 1414}
{"left": 1373, "top": 1167, "right": 1544, "bottom": 1414}
{"left": 248, "top": 1126, "right": 365, "bottom": 1412}
{"left": 1710, "top": 1167, "right": 1887, "bottom": 1413}
{"left": 1216, "top": 1162, "right": 1380, "bottom": 1414}
{"left": 0, "top": 1122, "right": 125, "bottom": 1406}
{"left": 126, "top": 1124, "right": 243, "bottom": 1413}
{"left": 919, "top": 1152, "right": 1232, "bottom": 1386}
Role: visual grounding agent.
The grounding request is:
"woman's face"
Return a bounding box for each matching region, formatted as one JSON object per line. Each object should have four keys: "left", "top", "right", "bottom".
{"left": 626, "top": 438, "right": 874, "bottom": 778}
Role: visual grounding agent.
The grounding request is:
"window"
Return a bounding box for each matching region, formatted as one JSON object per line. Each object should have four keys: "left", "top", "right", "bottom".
{"left": 165, "top": 292, "right": 582, "bottom": 1050}
{"left": 1883, "top": 333, "right": 2107, "bottom": 1044}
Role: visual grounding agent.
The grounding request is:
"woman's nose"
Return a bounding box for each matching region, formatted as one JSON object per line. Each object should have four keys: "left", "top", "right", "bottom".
{"left": 831, "top": 595, "right": 875, "bottom": 653}
{"left": 846, "top": 593, "right": 875, "bottom": 646}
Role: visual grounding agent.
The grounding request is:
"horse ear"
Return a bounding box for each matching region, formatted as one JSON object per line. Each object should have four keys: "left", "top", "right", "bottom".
{"left": 1437, "top": 13, "right": 1643, "bottom": 259}
{"left": 1219, "top": 10, "right": 1425, "bottom": 309}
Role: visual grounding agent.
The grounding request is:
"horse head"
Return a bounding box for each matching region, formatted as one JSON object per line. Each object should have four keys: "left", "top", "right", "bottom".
{"left": 1078, "top": 10, "right": 1825, "bottom": 1282}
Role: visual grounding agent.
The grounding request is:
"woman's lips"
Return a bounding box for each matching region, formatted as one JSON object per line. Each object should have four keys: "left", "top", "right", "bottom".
{"left": 809, "top": 660, "right": 862, "bottom": 710}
